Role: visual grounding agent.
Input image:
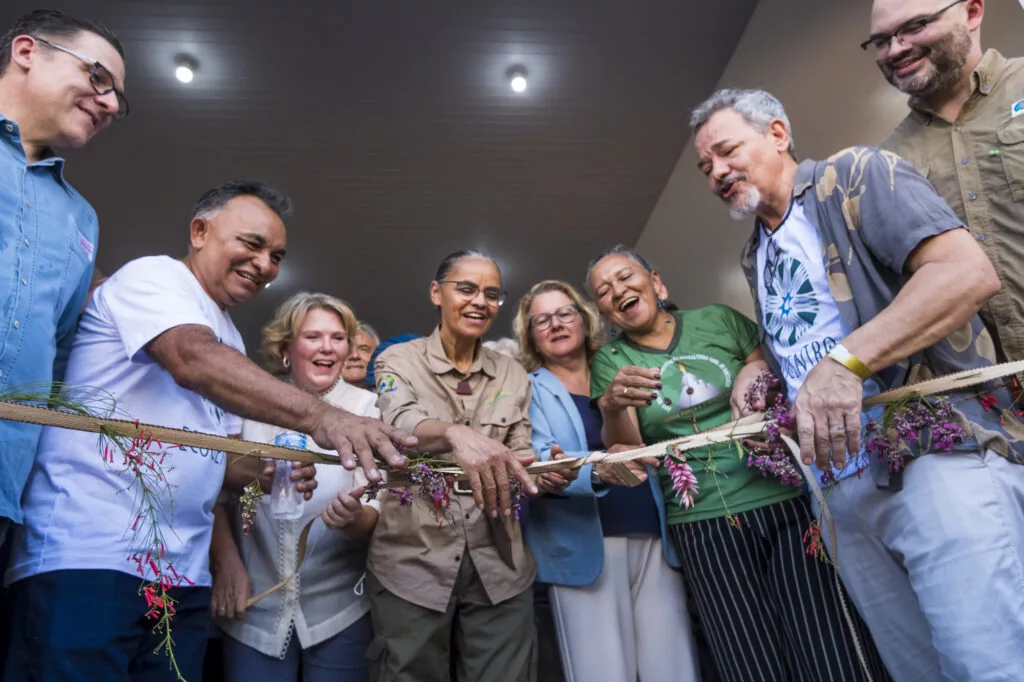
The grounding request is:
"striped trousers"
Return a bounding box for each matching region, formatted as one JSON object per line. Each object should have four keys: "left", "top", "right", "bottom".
{"left": 669, "top": 495, "right": 891, "bottom": 682}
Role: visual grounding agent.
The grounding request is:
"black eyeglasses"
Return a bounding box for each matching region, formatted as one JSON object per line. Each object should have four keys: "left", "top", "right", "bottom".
{"left": 34, "top": 36, "right": 129, "bottom": 120}
{"left": 530, "top": 304, "right": 580, "bottom": 332}
{"left": 860, "top": 0, "right": 966, "bottom": 52}
{"left": 439, "top": 280, "right": 506, "bottom": 307}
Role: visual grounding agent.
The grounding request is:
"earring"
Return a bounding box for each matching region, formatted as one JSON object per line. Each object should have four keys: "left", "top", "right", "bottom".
{"left": 283, "top": 356, "right": 291, "bottom": 369}
{"left": 657, "top": 298, "right": 665, "bottom": 310}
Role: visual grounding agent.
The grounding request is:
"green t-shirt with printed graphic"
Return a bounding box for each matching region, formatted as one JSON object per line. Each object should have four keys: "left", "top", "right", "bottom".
{"left": 590, "top": 304, "right": 802, "bottom": 525}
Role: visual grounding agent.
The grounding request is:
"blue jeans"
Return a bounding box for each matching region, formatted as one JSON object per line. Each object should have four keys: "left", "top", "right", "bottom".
{"left": 222, "top": 614, "right": 372, "bottom": 682}
{"left": 4, "top": 569, "right": 211, "bottom": 682}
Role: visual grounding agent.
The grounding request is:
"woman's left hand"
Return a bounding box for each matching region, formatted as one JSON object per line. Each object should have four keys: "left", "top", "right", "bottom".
{"left": 321, "top": 487, "right": 365, "bottom": 529}
{"left": 537, "top": 445, "right": 579, "bottom": 493}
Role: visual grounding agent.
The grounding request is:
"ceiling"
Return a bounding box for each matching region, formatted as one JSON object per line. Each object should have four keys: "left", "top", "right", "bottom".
{"left": 6, "top": 0, "right": 757, "bottom": 351}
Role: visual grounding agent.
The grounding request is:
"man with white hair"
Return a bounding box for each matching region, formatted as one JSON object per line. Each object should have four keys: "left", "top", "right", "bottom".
{"left": 873, "top": 0, "right": 1024, "bottom": 366}
{"left": 691, "top": 87, "right": 1024, "bottom": 681}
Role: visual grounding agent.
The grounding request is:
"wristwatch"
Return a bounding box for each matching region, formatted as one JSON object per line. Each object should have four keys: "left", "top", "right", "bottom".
{"left": 590, "top": 467, "right": 604, "bottom": 487}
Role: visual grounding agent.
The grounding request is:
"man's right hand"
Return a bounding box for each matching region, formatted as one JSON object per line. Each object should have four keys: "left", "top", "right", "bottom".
{"left": 310, "top": 408, "right": 417, "bottom": 483}
{"left": 446, "top": 425, "right": 538, "bottom": 518}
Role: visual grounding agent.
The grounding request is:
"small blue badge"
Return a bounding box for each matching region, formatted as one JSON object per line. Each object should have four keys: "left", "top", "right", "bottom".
{"left": 1012, "top": 98, "right": 1024, "bottom": 118}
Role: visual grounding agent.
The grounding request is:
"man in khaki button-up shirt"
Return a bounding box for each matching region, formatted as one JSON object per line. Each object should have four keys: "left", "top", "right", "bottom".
{"left": 365, "top": 326, "right": 538, "bottom": 681}
{"left": 872, "top": 0, "right": 1024, "bottom": 362}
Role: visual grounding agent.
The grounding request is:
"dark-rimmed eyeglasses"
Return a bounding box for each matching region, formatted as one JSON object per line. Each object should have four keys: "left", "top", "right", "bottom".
{"left": 860, "top": 0, "right": 966, "bottom": 52}
{"left": 439, "top": 280, "right": 506, "bottom": 307}
{"left": 34, "top": 36, "right": 129, "bottom": 120}
{"left": 529, "top": 304, "right": 580, "bottom": 332}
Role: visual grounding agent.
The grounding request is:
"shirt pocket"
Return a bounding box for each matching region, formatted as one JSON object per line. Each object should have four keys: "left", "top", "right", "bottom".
{"left": 476, "top": 399, "right": 523, "bottom": 445}
{"left": 997, "top": 117, "right": 1024, "bottom": 202}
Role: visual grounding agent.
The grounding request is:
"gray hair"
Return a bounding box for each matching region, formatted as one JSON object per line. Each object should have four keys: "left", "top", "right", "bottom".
{"left": 689, "top": 88, "right": 795, "bottom": 157}
{"left": 356, "top": 321, "right": 380, "bottom": 344}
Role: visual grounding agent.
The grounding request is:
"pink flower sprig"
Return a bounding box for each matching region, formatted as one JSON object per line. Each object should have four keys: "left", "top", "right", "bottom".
{"left": 101, "top": 425, "right": 190, "bottom": 681}
{"left": 803, "top": 519, "right": 826, "bottom": 560}
{"left": 865, "top": 396, "right": 966, "bottom": 472}
{"left": 666, "top": 448, "right": 699, "bottom": 508}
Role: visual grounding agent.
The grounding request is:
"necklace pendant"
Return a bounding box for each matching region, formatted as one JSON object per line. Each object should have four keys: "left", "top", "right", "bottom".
{"left": 456, "top": 380, "right": 473, "bottom": 395}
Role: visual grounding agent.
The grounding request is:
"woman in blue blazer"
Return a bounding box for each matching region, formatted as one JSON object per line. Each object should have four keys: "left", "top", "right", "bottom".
{"left": 513, "top": 280, "right": 699, "bottom": 682}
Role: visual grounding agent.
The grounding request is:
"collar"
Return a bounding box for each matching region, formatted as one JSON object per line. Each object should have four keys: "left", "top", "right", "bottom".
{"left": 908, "top": 48, "right": 1008, "bottom": 119}
{"left": 424, "top": 326, "right": 497, "bottom": 379}
{"left": 0, "top": 113, "right": 70, "bottom": 189}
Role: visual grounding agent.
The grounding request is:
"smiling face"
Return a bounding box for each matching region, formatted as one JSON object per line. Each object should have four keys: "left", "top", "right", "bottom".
{"left": 429, "top": 256, "right": 501, "bottom": 341}
{"left": 341, "top": 330, "right": 378, "bottom": 385}
{"left": 588, "top": 253, "right": 666, "bottom": 334}
{"left": 870, "top": 0, "right": 976, "bottom": 98}
{"left": 528, "top": 290, "right": 586, "bottom": 365}
{"left": 12, "top": 31, "right": 126, "bottom": 148}
{"left": 283, "top": 307, "right": 349, "bottom": 395}
{"left": 695, "top": 108, "right": 789, "bottom": 220}
{"left": 186, "top": 195, "right": 287, "bottom": 310}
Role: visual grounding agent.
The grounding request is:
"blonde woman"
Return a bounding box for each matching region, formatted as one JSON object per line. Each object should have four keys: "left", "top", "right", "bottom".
{"left": 514, "top": 280, "right": 700, "bottom": 682}
{"left": 211, "top": 292, "right": 380, "bottom": 682}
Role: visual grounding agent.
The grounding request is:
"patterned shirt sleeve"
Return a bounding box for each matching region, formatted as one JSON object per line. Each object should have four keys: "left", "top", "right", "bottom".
{"left": 854, "top": 149, "right": 965, "bottom": 274}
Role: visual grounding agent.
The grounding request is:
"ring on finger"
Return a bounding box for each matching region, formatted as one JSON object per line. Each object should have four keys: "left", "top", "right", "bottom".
{"left": 622, "top": 386, "right": 629, "bottom": 396}
{"left": 829, "top": 424, "right": 845, "bottom": 433}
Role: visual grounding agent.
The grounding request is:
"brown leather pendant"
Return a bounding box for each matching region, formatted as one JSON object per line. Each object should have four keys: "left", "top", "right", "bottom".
{"left": 456, "top": 380, "right": 473, "bottom": 395}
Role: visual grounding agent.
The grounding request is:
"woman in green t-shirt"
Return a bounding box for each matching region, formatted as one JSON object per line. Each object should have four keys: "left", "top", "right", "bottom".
{"left": 585, "top": 245, "right": 888, "bottom": 682}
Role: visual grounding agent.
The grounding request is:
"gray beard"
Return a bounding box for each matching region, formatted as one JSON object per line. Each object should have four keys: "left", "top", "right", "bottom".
{"left": 729, "top": 185, "right": 762, "bottom": 221}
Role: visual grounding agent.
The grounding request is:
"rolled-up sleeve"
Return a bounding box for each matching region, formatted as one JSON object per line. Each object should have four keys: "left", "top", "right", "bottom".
{"left": 373, "top": 350, "right": 431, "bottom": 435}
{"left": 855, "top": 149, "right": 965, "bottom": 274}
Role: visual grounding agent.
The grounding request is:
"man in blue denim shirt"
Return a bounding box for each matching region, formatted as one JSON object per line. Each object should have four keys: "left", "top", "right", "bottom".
{"left": 0, "top": 10, "right": 127, "bottom": 540}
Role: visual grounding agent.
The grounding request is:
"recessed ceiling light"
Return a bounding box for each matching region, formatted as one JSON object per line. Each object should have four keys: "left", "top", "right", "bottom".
{"left": 174, "top": 54, "right": 198, "bottom": 84}
{"left": 507, "top": 66, "right": 528, "bottom": 93}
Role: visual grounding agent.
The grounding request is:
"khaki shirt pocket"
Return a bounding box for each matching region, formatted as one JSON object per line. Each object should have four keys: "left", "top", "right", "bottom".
{"left": 997, "top": 117, "right": 1024, "bottom": 201}
{"left": 476, "top": 400, "right": 523, "bottom": 445}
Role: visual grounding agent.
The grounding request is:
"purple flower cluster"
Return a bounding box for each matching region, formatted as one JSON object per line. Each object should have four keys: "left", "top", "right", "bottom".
{"left": 865, "top": 397, "right": 966, "bottom": 472}
{"left": 364, "top": 463, "right": 451, "bottom": 518}
{"left": 743, "top": 371, "right": 804, "bottom": 487}
{"left": 509, "top": 477, "right": 524, "bottom": 520}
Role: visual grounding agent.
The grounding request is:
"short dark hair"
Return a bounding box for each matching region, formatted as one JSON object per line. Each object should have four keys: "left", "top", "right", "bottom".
{"left": 0, "top": 9, "right": 124, "bottom": 76}
{"left": 191, "top": 180, "right": 293, "bottom": 221}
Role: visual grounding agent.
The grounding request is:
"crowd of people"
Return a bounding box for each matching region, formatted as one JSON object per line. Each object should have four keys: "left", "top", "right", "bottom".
{"left": 0, "top": 1, "right": 1022, "bottom": 681}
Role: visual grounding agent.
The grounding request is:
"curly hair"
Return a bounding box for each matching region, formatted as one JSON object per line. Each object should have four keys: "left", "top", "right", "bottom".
{"left": 261, "top": 292, "right": 358, "bottom": 376}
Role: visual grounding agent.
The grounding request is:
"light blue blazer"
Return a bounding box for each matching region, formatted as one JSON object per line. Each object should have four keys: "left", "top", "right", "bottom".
{"left": 524, "top": 368, "right": 681, "bottom": 586}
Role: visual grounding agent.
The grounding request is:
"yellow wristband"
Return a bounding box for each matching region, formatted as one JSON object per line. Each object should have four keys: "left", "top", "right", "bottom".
{"left": 827, "top": 344, "right": 873, "bottom": 381}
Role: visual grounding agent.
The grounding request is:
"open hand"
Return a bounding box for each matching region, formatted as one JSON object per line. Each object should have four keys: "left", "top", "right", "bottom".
{"left": 793, "top": 359, "right": 863, "bottom": 471}
{"left": 311, "top": 409, "right": 417, "bottom": 484}
{"left": 448, "top": 425, "right": 538, "bottom": 517}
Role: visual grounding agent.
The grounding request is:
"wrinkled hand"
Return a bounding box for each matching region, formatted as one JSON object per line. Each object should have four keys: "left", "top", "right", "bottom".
{"left": 537, "top": 445, "right": 579, "bottom": 494}
{"left": 731, "top": 360, "right": 770, "bottom": 418}
{"left": 595, "top": 444, "right": 659, "bottom": 487}
{"left": 322, "top": 487, "right": 365, "bottom": 529}
{"left": 211, "top": 552, "right": 251, "bottom": 620}
{"left": 310, "top": 408, "right": 417, "bottom": 484}
{"left": 448, "top": 425, "right": 538, "bottom": 517}
{"left": 600, "top": 366, "right": 661, "bottom": 412}
{"left": 257, "top": 459, "right": 318, "bottom": 500}
{"left": 793, "top": 359, "right": 863, "bottom": 471}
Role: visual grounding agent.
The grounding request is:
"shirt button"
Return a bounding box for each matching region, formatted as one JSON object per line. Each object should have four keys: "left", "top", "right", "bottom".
{"left": 982, "top": 84, "right": 991, "bottom": 93}
{"left": 454, "top": 554, "right": 462, "bottom": 562}
{"left": 977, "top": 234, "right": 987, "bottom": 241}
{"left": 961, "top": 158, "right": 969, "bottom": 165}
{"left": 968, "top": 193, "right": 977, "bottom": 201}
{"left": 4, "top": 123, "right": 12, "bottom": 132}
{"left": 25, "top": 201, "right": 30, "bottom": 207}
{"left": 23, "top": 239, "right": 29, "bottom": 246}
{"left": 20, "top": 278, "right": 26, "bottom": 286}
{"left": 464, "top": 420, "right": 471, "bottom": 426}
{"left": 954, "top": 125, "right": 963, "bottom": 132}
{"left": 13, "top": 321, "right": 19, "bottom": 329}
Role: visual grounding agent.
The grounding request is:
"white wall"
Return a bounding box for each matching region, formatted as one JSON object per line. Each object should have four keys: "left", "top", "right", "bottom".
{"left": 634, "top": 0, "right": 1024, "bottom": 316}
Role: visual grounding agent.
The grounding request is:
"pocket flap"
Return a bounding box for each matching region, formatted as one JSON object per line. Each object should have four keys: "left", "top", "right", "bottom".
{"left": 998, "top": 119, "right": 1024, "bottom": 145}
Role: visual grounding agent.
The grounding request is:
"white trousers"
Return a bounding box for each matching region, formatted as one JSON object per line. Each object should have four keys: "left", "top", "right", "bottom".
{"left": 815, "top": 450, "right": 1024, "bottom": 682}
{"left": 549, "top": 535, "right": 700, "bottom": 682}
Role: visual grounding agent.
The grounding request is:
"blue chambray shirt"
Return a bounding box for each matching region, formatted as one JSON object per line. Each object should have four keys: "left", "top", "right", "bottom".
{"left": 0, "top": 114, "right": 98, "bottom": 523}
